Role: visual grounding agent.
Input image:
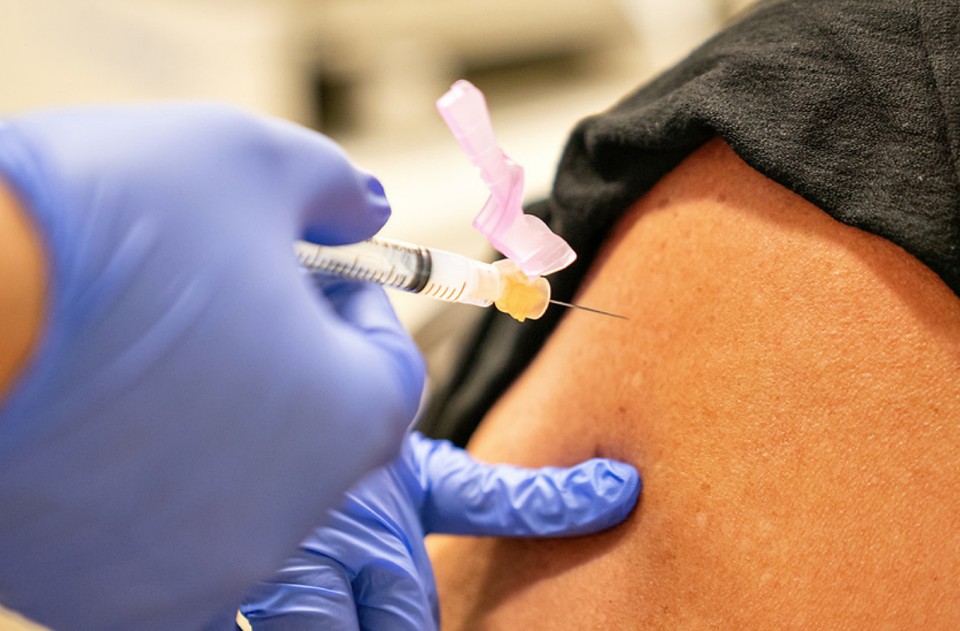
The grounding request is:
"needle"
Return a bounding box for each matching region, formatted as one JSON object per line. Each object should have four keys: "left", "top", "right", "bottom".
{"left": 548, "top": 299, "right": 629, "bottom": 320}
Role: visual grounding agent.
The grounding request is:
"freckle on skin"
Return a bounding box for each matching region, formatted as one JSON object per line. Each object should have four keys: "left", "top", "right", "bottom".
{"left": 696, "top": 512, "right": 709, "bottom": 529}
{"left": 759, "top": 571, "right": 774, "bottom": 588}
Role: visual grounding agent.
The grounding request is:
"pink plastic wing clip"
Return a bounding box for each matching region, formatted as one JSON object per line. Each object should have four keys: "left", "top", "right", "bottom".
{"left": 436, "top": 80, "right": 576, "bottom": 277}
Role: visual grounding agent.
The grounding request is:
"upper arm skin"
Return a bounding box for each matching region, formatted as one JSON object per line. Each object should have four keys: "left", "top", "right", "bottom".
{"left": 427, "top": 138, "right": 960, "bottom": 629}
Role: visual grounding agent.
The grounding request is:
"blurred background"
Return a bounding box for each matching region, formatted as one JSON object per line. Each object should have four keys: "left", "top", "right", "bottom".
{"left": 0, "top": 1, "right": 752, "bottom": 627}
{"left": 0, "top": 0, "right": 756, "bottom": 332}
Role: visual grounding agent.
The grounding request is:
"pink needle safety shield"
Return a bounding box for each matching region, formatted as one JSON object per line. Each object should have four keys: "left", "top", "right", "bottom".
{"left": 436, "top": 80, "right": 576, "bottom": 278}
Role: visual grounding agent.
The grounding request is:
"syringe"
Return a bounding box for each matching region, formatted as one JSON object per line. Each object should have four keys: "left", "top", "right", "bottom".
{"left": 295, "top": 237, "right": 554, "bottom": 322}
{"left": 296, "top": 237, "right": 628, "bottom": 321}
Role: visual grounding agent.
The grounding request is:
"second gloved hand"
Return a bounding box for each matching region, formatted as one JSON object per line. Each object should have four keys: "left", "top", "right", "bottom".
{"left": 239, "top": 431, "right": 641, "bottom": 630}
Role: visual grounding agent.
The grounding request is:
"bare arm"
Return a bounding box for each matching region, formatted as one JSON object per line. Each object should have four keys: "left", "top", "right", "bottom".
{"left": 428, "top": 138, "right": 960, "bottom": 628}
{"left": 0, "top": 177, "right": 46, "bottom": 401}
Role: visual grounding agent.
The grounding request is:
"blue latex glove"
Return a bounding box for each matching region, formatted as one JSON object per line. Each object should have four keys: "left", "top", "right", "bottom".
{"left": 239, "top": 431, "right": 641, "bottom": 630}
{"left": 0, "top": 104, "right": 424, "bottom": 630}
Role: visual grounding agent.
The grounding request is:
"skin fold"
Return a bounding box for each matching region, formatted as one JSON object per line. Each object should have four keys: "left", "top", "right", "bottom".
{"left": 427, "top": 138, "right": 960, "bottom": 629}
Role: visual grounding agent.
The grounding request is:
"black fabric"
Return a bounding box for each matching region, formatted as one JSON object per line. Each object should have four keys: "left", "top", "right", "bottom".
{"left": 417, "top": 0, "right": 960, "bottom": 445}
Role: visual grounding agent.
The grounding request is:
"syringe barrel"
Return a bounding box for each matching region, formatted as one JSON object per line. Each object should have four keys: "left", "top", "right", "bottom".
{"left": 418, "top": 247, "right": 501, "bottom": 307}
{"left": 295, "top": 237, "right": 501, "bottom": 307}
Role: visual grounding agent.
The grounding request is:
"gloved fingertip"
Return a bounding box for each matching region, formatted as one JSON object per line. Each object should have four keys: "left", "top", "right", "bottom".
{"left": 320, "top": 279, "right": 397, "bottom": 330}
{"left": 525, "top": 458, "right": 641, "bottom": 537}
{"left": 366, "top": 173, "right": 387, "bottom": 199}
{"left": 591, "top": 459, "right": 642, "bottom": 525}
{"left": 603, "top": 460, "right": 642, "bottom": 494}
{"left": 298, "top": 164, "right": 390, "bottom": 245}
{"left": 354, "top": 171, "right": 391, "bottom": 233}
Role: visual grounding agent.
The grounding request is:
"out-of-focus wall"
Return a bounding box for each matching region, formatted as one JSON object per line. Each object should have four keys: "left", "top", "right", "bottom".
{"left": 296, "top": 0, "right": 639, "bottom": 133}
{"left": 0, "top": 1, "right": 309, "bottom": 121}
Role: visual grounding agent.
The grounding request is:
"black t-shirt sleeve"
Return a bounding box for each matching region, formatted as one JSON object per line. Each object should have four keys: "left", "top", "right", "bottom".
{"left": 553, "top": 0, "right": 960, "bottom": 295}
{"left": 418, "top": 0, "right": 960, "bottom": 444}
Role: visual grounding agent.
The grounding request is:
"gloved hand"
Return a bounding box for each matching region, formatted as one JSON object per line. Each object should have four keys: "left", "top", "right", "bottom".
{"left": 239, "top": 431, "right": 641, "bottom": 630}
{"left": 0, "top": 104, "right": 424, "bottom": 631}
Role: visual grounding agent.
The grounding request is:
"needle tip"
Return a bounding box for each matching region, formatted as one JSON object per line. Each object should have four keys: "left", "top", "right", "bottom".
{"left": 548, "top": 299, "right": 628, "bottom": 320}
